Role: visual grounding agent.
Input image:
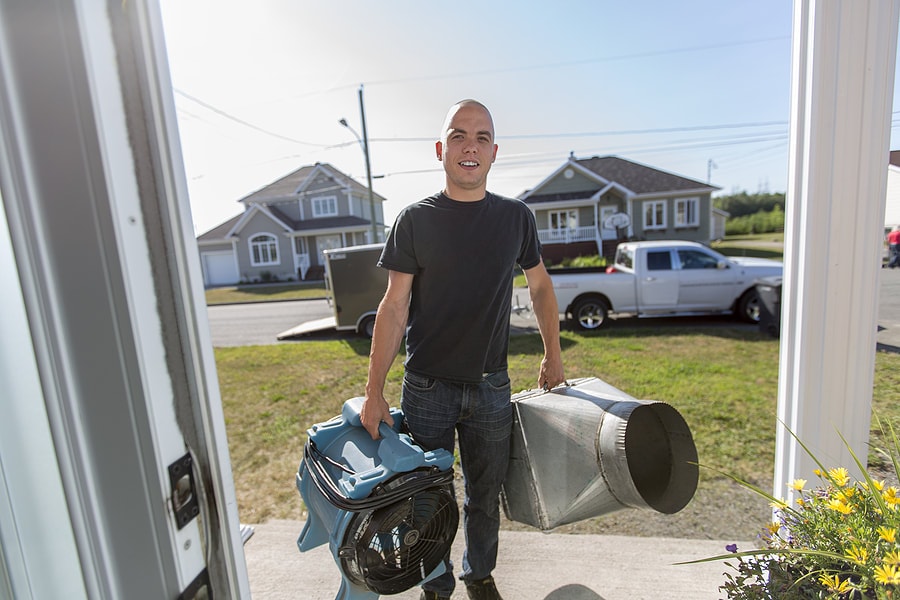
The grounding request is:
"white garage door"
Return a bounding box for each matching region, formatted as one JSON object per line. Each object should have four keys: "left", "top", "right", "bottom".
{"left": 203, "top": 251, "right": 239, "bottom": 286}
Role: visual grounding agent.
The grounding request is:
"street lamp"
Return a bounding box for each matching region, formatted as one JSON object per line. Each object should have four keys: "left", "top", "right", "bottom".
{"left": 339, "top": 85, "right": 378, "bottom": 243}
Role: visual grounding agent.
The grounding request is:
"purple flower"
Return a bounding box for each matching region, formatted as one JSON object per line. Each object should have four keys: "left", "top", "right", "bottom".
{"left": 726, "top": 543, "right": 738, "bottom": 553}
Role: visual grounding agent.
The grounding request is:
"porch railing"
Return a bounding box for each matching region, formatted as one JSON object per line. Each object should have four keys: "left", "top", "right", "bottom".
{"left": 538, "top": 226, "right": 599, "bottom": 245}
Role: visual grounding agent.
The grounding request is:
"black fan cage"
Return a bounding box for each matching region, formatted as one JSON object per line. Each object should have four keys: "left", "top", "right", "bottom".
{"left": 340, "top": 477, "right": 458, "bottom": 595}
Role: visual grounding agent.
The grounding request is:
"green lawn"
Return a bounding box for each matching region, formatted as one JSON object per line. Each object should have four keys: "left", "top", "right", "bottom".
{"left": 215, "top": 327, "right": 900, "bottom": 526}
{"left": 205, "top": 281, "right": 326, "bottom": 305}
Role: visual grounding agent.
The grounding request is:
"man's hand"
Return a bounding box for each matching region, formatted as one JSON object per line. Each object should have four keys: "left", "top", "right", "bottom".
{"left": 524, "top": 260, "right": 566, "bottom": 392}
{"left": 360, "top": 393, "right": 395, "bottom": 440}
{"left": 538, "top": 353, "right": 566, "bottom": 391}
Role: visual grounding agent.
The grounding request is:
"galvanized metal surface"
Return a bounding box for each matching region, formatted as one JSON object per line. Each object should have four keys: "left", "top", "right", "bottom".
{"left": 502, "top": 377, "right": 698, "bottom": 531}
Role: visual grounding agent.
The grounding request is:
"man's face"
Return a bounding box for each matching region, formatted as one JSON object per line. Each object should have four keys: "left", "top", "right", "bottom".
{"left": 436, "top": 103, "right": 498, "bottom": 200}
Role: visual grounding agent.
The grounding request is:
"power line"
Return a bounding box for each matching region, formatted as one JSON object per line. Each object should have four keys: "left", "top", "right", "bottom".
{"left": 362, "top": 36, "right": 791, "bottom": 86}
{"left": 175, "top": 88, "right": 330, "bottom": 147}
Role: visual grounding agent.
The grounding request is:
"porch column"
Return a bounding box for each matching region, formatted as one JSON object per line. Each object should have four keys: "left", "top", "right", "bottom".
{"left": 774, "top": 0, "right": 899, "bottom": 503}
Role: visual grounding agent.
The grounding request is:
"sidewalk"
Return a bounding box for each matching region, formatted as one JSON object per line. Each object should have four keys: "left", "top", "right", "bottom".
{"left": 243, "top": 520, "right": 740, "bottom": 600}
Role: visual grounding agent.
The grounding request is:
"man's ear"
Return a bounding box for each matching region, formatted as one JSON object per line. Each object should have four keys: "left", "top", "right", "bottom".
{"left": 435, "top": 141, "right": 443, "bottom": 161}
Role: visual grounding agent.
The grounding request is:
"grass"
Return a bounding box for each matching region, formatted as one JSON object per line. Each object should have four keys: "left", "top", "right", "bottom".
{"left": 205, "top": 281, "right": 325, "bottom": 305}
{"left": 711, "top": 232, "right": 785, "bottom": 260}
{"left": 213, "top": 326, "right": 900, "bottom": 527}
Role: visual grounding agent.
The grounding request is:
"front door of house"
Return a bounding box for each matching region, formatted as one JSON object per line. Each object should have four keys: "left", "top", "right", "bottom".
{"left": 316, "top": 234, "right": 343, "bottom": 266}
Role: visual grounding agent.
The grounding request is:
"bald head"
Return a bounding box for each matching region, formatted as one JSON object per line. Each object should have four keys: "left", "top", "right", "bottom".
{"left": 440, "top": 100, "right": 494, "bottom": 144}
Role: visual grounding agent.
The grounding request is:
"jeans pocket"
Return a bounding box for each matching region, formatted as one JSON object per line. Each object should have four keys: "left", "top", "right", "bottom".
{"left": 404, "top": 370, "right": 436, "bottom": 391}
{"left": 483, "top": 370, "right": 510, "bottom": 392}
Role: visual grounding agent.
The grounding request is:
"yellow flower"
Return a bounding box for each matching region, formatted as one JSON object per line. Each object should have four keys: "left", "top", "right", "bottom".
{"left": 864, "top": 479, "right": 886, "bottom": 492}
{"left": 878, "top": 526, "right": 897, "bottom": 543}
{"left": 796, "top": 497, "right": 805, "bottom": 507}
{"left": 765, "top": 521, "right": 781, "bottom": 535}
{"left": 845, "top": 544, "right": 869, "bottom": 564}
{"left": 885, "top": 550, "right": 900, "bottom": 565}
{"left": 769, "top": 498, "right": 788, "bottom": 510}
{"left": 884, "top": 487, "right": 900, "bottom": 506}
{"left": 818, "top": 573, "right": 852, "bottom": 593}
{"left": 875, "top": 563, "right": 900, "bottom": 585}
{"left": 828, "top": 467, "right": 850, "bottom": 487}
{"left": 789, "top": 478, "right": 807, "bottom": 491}
{"left": 827, "top": 497, "right": 853, "bottom": 514}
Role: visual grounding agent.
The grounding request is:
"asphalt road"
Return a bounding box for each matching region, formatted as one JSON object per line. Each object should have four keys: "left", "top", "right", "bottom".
{"left": 205, "top": 272, "right": 900, "bottom": 348}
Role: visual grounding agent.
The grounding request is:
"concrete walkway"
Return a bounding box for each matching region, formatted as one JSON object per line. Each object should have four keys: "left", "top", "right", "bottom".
{"left": 243, "top": 520, "right": 741, "bottom": 600}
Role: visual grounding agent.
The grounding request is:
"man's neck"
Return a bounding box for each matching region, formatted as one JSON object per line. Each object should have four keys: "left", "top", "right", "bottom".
{"left": 443, "top": 185, "right": 487, "bottom": 202}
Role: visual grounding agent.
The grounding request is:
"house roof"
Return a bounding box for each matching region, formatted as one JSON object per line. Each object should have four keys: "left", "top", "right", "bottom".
{"left": 197, "top": 213, "right": 242, "bottom": 241}
{"left": 265, "top": 206, "right": 372, "bottom": 232}
{"left": 577, "top": 156, "right": 717, "bottom": 194}
{"left": 196, "top": 162, "right": 386, "bottom": 242}
{"left": 238, "top": 162, "right": 385, "bottom": 204}
{"left": 522, "top": 155, "right": 719, "bottom": 204}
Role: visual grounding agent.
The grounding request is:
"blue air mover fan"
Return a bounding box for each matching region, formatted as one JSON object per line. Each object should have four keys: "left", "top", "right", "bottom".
{"left": 297, "top": 397, "right": 458, "bottom": 600}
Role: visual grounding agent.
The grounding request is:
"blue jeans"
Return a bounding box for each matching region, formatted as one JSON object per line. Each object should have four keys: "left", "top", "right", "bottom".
{"left": 401, "top": 370, "right": 513, "bottom": 596}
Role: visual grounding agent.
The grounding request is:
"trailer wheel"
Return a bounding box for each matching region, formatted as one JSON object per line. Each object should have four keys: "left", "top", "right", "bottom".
{"left": 358, "top": 315, "right": 376, "bottom": 338}
{"left": 571, "top": 296, "right": 609, "bottom": 330}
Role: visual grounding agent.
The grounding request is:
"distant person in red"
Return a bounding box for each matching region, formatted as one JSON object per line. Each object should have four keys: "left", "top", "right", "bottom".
{"left": 889, "top": 226, "right": 900, "bottom": 268}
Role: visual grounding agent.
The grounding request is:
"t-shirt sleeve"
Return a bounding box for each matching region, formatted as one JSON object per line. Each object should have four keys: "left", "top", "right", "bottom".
{"left": 517, "top": 203, "right": 543, "bottom": 270}
{"left": 378, "top": 210, "right": 419, "bottom": 274}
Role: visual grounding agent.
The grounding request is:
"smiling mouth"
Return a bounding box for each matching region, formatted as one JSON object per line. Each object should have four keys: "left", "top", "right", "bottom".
{"left": 459, "top": 160, "right": 478, "bottom": 168}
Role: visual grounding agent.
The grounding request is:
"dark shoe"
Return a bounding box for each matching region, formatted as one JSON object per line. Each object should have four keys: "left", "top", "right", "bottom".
{"left": 420, "top": 590, "right": 451, "bottom": 600}
{"left": 465, "top": 576, "right": 503, "bottom": 600}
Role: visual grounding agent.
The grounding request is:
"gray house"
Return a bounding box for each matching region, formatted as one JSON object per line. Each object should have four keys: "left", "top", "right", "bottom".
{"left": 196, "top": 163, "right": 385, "bottom": 286}
{"left": 520, "top": 155, "right": 724, "bottom": 263}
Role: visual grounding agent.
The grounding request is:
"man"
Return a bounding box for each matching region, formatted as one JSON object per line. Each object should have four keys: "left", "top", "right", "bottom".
{"left": 360, "top": 99, "right": 565, "bottom": 600}
{"left": 888, "top": 225, "right": 900, "bottom": 268}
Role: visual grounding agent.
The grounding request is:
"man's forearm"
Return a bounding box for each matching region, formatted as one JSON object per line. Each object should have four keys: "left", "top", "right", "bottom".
{"left": 531, "top": 286, "right": 561, "bottom": 356}
{"left": 365, "top": 299, "right": 408, "bottom": 397}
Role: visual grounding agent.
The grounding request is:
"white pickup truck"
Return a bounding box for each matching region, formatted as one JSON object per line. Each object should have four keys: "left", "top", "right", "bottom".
{"left": 551, "top": 240, "right": 783, "bottom": 330}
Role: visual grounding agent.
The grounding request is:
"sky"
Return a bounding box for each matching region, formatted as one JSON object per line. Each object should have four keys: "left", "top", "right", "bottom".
{"left": 157, "top": 1, "right": 898, "bottom": 236}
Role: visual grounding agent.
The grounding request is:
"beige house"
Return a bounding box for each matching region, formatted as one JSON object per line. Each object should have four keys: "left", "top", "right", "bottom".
{"left": 196, "top": 163, "right": 385, "bottom": 286}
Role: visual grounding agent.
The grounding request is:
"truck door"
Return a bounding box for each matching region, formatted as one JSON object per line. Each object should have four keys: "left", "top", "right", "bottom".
{"left": 675, "top": 248, "right": 739, "bottom": 310}
{"left": 637, "top": 250, "right": 680, "bottom": 310}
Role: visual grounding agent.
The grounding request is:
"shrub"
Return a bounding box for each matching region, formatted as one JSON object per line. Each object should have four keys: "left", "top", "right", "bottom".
{"left": 726, "top": 207, "right": 785, "bottom": 236}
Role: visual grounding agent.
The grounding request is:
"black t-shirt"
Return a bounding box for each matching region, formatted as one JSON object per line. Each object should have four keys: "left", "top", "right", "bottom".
{"left": 378, "top": 192, "right": 542, "bottom": 383}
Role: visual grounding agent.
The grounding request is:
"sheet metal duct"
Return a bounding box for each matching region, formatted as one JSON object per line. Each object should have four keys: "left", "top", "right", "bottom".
{"left": 501, "top": 377, "right": 698, "bottom": 531}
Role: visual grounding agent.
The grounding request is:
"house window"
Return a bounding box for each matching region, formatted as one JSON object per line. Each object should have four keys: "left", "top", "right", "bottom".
{"left": 549, "top": 209, "right": 578, "bottom": 237}
{"left": 643, "top": 200, "right": 666, "bottom": 230}
{"left": 249, "top": 233, "right": 279, "bottom": 266}
{"left": 312, "top": 195, "right": 338, "bottom": 218}
{"left": 675, "top": 197, "right": 699, "bottom": 227}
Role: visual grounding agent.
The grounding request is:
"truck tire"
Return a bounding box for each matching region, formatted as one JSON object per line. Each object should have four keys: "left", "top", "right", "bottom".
{"left": 737, "top": 289, "right": 761, "bottom": 323}
{"left": 571, "top": 297, "right": 609, "bottom": 330}
{"left": 358, "top": 315, "right": 376, "bottom": 338}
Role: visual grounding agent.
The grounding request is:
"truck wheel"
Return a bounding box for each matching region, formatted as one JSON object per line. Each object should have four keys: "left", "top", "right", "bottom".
{"left": 572, "top": 297, "right": 609, "bottom": 330}
{"left": 737, "top": 290, "right": 761, "bottom": 323}
{"left": 358, "top": 315, "right": 376, "bottom": 338}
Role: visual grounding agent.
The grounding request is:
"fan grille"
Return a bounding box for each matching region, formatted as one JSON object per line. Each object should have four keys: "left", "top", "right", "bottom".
{"left": 340, "top": 472, "right": 458, "bottom": 595}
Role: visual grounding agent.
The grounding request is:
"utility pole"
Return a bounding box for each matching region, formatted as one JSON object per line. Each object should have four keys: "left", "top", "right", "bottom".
{"left": 339, "top": 85, "right": 379, "bottom": 244}
{"left": 357, "top": 85, "right": 378, "bottom": 243}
